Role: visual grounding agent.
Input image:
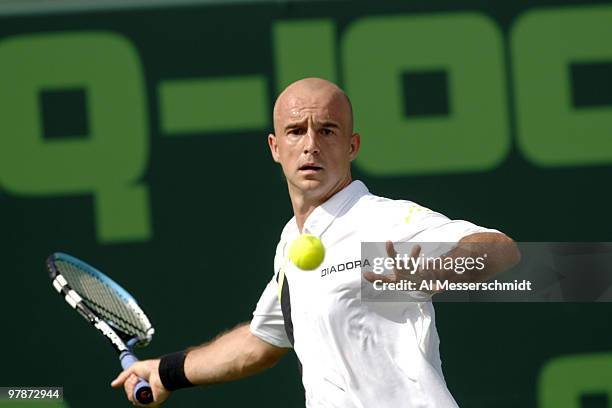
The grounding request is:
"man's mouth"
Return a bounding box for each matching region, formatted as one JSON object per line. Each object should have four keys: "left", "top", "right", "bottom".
{"left": 299, "top": 163, "right": 323, "bottom": 172}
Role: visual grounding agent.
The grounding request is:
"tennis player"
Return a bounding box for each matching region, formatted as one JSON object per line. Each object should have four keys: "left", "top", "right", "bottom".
{"left": 112, "top": 77, "right": 520, "bottom": 407}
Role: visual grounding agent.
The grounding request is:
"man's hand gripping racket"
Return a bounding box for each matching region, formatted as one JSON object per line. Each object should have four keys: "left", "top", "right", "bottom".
{"left": 47, "top": 252, "right": 165, "bottom": 405}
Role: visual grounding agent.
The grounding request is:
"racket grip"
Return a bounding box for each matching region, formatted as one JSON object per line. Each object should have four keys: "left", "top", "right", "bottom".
{"left": 120, "top": 351, "right": 154, "bottom": 405}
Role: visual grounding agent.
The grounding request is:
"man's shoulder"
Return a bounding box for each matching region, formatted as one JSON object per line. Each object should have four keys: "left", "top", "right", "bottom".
{"left": 350, "top": 191, "right": 451, "bottom": 237}
{"left": 355, "top": 191, "right": 430, "bottom": 216}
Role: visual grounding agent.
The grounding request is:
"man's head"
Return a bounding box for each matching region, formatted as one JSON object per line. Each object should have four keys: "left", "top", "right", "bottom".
{"left": 268, "top": 78, "right": 360, "bottom": 204}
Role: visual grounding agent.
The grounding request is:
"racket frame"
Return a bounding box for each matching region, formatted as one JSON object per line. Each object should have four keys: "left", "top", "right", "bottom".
{"left": 47, "top": 252, "right": 155, "bottom": 404}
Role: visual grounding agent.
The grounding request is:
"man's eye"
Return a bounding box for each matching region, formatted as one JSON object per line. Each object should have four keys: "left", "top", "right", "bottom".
{"left": 289, "top": 128, "right": 305, "bottom": 135}
{"left": 321, "top": 128, "right": 334, "bottom": 136}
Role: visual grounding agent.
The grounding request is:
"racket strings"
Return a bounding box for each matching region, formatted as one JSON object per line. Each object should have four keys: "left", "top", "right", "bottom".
{"left": 57, "top": 261, "right": 150, "bottom": 339}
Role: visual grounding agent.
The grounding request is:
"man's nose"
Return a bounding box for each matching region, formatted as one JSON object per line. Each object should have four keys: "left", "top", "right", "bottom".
{"left": 303, "top": 128, "right": 320, "bottom": 154}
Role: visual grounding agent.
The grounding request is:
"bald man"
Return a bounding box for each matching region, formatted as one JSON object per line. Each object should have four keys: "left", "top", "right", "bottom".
{"left": 112, "top": 78, "right": 519, "bottom": 407}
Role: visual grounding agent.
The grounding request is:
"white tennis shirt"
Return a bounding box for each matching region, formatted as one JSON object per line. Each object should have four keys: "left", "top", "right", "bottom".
{"left": 250, "top": 181, "right": 497, "bottom": 407}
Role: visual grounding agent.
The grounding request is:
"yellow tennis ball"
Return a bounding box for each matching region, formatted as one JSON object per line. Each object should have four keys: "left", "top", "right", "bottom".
{"left": 289, "top": 234, "right": 325, "bottom": 270}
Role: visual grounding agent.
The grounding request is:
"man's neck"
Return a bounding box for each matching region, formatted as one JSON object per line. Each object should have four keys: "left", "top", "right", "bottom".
{"left": 289, "top": 176, "right": 352, "bottom": 232}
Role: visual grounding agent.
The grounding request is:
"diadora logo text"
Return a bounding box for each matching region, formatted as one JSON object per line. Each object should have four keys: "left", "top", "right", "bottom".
{"left": 321, "top": 259, "right": 371, "bottom": 277}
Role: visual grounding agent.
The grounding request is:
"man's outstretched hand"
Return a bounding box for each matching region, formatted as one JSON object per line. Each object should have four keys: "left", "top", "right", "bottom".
{"left": 362, "top": 241, "right": 442, "bottom": 294}
{"left": 111, "top": 359, "right": 170, "bottom": 407}
{"left": 362, "top": 234, "right": 521, "bottom": 294}
{"left": 363, "top": 241, "right": 422, "bottom": 282}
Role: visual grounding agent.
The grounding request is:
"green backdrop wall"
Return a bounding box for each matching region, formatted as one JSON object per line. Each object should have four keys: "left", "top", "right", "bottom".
{"left": 1, "top": 0, "right": 612, "bottom": 406}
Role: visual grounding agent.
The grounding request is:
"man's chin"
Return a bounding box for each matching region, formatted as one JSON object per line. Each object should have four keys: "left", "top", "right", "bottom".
{"left": 291, "top": 178, "right": 327, "bottom": 194}
{"left": 300, "top": 179, "right": 324, "bottom": 191}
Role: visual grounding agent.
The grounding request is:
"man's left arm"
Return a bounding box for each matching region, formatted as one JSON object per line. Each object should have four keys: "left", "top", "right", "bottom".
{"left": 363, "top": 232, "right": 521, "bottom": 290}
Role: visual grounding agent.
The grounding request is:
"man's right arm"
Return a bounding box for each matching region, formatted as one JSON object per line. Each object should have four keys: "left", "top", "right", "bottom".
{"left": 111, "top": 322, "right": 289, "bottom": 406}
{"left": 185, "top": 322, "right": 289, "bottom": 383}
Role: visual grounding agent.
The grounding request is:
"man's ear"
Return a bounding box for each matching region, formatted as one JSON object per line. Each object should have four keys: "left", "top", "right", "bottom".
{"left": 268, "top": 133, "right": 280, "bottom": 163}
{"left": 349, "top": 133, "right": 361, "bottom": 161}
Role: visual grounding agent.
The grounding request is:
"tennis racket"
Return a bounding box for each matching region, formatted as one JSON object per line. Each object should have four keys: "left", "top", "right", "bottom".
{"left": 47, "top": 252, "right": 155, "bottom": 404}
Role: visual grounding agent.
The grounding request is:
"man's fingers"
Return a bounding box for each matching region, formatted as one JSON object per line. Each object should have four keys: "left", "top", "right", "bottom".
{"left": 386, "top": 241, "right": 422, "bottom": 270}
{"left": 111, "top": 368, "right": 134, "bottom": 388}
{"left": 111, "top": 365, "right": 144, "bottom": 404}
{"left": 363, "top": 271, "right": 395, "bottom": 283}
{"left": 124, "top": 374, "right": 139, "bottom": 402}
{"left": 363, "top": 271, "right": 376, "bottom": 282}
{"left": 126, "top": 361, "right": 151, "bottom": 380}
{"left": 112, "top": 361, "right": 150, "bottom": 388}
{"left": 385, "top": 241, "right": 397, "bottom": 259}
{"left": 410, "top": 244, "right": 421, "bottom": 260}
{"left": 112, "top": 360, "right": 167, "bottom": 407}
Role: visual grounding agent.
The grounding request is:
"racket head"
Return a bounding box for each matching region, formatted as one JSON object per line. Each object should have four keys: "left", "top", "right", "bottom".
{"left": 47, "top": 252, "right": 154, "bottom": 349}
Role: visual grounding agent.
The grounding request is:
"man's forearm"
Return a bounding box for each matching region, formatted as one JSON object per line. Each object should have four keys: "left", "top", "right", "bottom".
{"left": 184, "top": 323, "right": 289, "bottom": 385}
{"left": 439, "top": 232, "right": 521, "bottom": 283}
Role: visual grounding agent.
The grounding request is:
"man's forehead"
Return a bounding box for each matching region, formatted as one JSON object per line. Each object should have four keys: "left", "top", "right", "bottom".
{"left": 275, "top": 91, "right": 347, "bottom": 123}
{"left": 272, "top": 78, "right": 353, "bottom": 132}
{"left": 286, "top": 99, "right": 335, "bottom": 118}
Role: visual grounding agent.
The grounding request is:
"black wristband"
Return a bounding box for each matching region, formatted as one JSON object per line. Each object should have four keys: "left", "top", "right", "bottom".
{"left": 158, "top": 351, "right": 194, "bottom": 391}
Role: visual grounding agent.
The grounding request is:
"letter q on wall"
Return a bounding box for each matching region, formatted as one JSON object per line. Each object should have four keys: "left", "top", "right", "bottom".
{"left": 0, "top": 31, "right": 151, "bottom": 243}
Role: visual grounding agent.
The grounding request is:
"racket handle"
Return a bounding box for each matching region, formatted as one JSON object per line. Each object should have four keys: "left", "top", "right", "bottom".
{"left": 120, "top": 351, "right": 154, "bottom": 404}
